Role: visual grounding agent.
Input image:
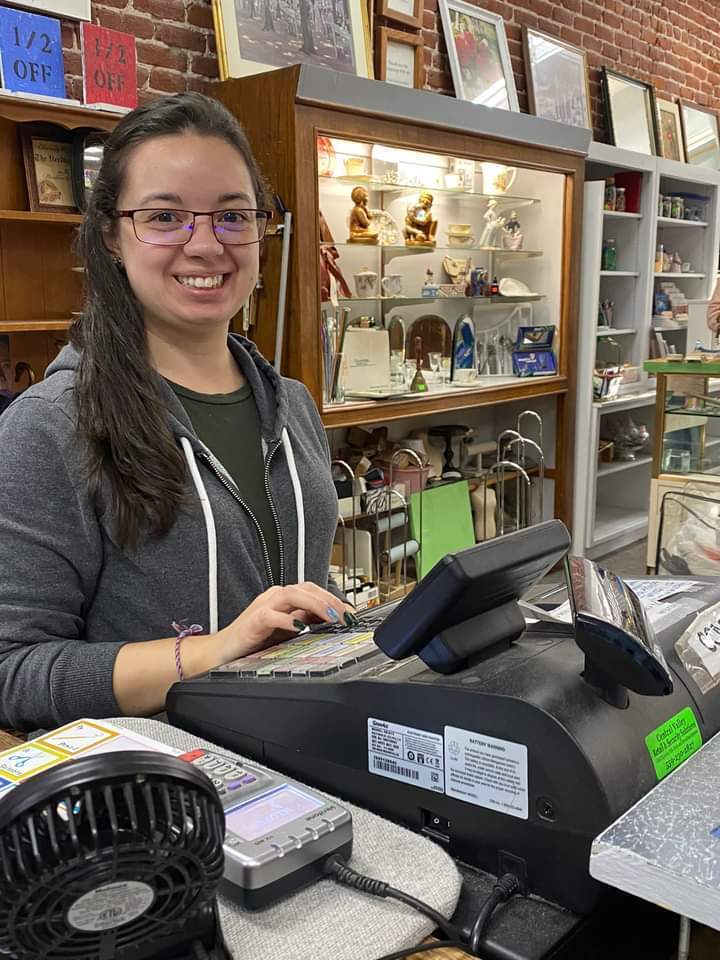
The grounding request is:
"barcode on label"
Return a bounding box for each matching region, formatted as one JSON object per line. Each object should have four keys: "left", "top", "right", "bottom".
{"left": 373, "top": 757, "right": 419, "bottom": 780}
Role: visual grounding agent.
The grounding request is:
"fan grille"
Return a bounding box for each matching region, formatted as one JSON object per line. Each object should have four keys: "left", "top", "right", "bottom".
{"left": 0, "top": 763, "right": 225, "bottom": 960}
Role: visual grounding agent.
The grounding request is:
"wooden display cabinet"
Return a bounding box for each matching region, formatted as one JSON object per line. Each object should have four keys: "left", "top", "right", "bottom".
{"left": 216, "top": 65, "right": 589, "bottom": 527}
{"left": 0, "top": 93, "right": 117, "bottom": 389}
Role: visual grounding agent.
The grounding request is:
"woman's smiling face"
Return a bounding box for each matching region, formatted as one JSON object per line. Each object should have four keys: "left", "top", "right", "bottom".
{"left": 111, "top": 132, "right": 261, "bottom": 339}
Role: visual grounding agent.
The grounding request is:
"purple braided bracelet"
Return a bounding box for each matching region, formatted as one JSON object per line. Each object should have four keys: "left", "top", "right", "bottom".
{"left": 171, "top": 621, "right": 203, "bottom": 681}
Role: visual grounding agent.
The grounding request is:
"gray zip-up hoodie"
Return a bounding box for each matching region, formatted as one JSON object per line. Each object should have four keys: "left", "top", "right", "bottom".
{"left": 0, "top": 336, "right": 338, "bottom": 730}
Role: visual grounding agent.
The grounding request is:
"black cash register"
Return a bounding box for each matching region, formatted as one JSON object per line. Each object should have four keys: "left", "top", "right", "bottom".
{"left": 167, "top": 521, "right": 720, "bottom": 935}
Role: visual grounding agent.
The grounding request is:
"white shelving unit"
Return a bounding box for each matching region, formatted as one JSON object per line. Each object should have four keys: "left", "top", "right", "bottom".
{"left": 572, "top": 144, "right": 720, "bottom": 558}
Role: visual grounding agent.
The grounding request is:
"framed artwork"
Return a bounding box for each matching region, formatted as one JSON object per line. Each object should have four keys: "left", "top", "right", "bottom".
{"left": 3, "top": 0, "right": 90, "bottom": 19}
{"left": 375, "top": 26, "right": 422, "bottom": 89}
{"left": 438, "top": 0, "right": 518, "bottom": 111}
{"left": 601, "top": 68, "right": 658, "bottom": 156}
{"left": 680, "top": 101, "right": 720, "bottom": 169}
{"left": 523, "top": 27, "right": 590, "bottom": 128}
{"left": 212, "top": 0, "right": 372, "bottom": 80}
{"left": 655, "top": 96, "right": 685, "bottom": 163}
{"left": 20, "top": 126, "right": 76, "bottom": 214}
{"left": 377, "top": 0, "right": 422, "bottom": 29}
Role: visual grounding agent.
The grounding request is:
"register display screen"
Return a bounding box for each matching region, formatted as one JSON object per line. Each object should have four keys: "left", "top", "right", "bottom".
{"left": 225, "top": 785, "right": 323, "bottom": 841}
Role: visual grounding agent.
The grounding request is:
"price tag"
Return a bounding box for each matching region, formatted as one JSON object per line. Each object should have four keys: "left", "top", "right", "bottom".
{"left": 81, "top": 22, "right": 137, "bottom": 109}
{"left": 0, "top": 6, "right": 65, "bottom": 99}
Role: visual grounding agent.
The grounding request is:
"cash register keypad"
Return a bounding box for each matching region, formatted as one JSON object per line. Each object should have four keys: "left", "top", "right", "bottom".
{"left": 178, "top": 748, "right": 270, "bottom": 799}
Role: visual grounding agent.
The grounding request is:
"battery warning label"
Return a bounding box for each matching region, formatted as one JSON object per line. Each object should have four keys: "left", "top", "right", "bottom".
{"left": 367, "top": 718, "right": 444, "bottom": 793}
{"left": 444, "top": 726, "right": 528, "bottom": 820}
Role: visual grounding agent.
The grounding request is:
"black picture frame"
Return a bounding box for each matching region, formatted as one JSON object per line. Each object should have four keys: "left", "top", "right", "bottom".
{"left": 601, "top": 68, "right": 658, "bottom": 156}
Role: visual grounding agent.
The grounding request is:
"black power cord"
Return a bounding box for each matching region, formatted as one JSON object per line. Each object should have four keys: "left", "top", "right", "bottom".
{"left": 324, "top": 856, "right": 522, "bottom": 960}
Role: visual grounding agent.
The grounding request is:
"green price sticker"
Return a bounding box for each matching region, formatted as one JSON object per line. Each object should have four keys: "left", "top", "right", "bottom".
{"left": 645, "top": 707, "right": 702, "bottom": 780}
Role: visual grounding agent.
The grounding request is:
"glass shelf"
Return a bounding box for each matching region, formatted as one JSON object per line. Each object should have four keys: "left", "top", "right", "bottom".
{"left": 322, "top": 175, "right": 541, "bottom": 207}
{"left": 655, "top": 272, "right": 706, "bottom": 279}
{"left": 323, "top": 243, "right": 543, "bottom": 257}
{"left": 657, "top": 217, "right": 708, "bottom": 228}
{"left": 326, "top": 294, "right": 545, "bottom": 306}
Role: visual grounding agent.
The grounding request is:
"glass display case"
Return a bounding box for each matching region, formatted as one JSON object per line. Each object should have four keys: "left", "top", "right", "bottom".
{"left": 215, "top": 64, "right": 589, "bottom": 527}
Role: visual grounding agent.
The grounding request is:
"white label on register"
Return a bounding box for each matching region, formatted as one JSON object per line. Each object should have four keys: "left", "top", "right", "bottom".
{"left": 368, "top": 718, "right": 444, "bottom": 792}
{"left": 444, "top": 726, "right": 528, "bottom": 820}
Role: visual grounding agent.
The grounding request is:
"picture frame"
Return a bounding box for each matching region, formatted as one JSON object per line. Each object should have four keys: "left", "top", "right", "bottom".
{"left": 3, "top": 0, "right": 90, "bottom": 20}
{"left": 437, "top": 0, "right": 518, "bottom": 111}
{"left": 522, "top": 27, "right": 590, "bottom": 128}
{"left": 377, "top": 0, "right": 422, "bottom": 30}
{"left": 655, "top": 96, "right": 685, "bottom": 163}
{"left": 601, "top": 68, "right": 658, "bottom": 156}
{"left": 20, "top": 126, "right": 77, "bottom": 214}
{"left": 212, "top": 0, "right": 372, "bottom": 80}
{"left": 679, "top": 101, "right": 720, "bottom": 169}
{"left": 375, "top": 26, "right": 422, "bottom": 89}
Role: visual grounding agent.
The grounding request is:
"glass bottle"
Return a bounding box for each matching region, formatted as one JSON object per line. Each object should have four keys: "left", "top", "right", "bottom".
{"left": 604, "top": 177, "right": 616, "bottom": 211}
{"left": 614, "top": 187, "right": 626, "bottom": 212}
{"left": 662, "top": 196, "right": 673, "bottom": 218}
{"left": 655, "top": 243, "right": 664, "bottom": 273}
{"left": 602, "top": 239, "right": 617, "bottom": 272}
{"left": 410, "top": 336, "right": 428, "bottom": 393}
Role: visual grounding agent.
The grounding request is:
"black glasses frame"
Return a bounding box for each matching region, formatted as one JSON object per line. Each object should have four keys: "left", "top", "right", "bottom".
{"left": 111, "top": 207, "right": 273, "bottom": 246}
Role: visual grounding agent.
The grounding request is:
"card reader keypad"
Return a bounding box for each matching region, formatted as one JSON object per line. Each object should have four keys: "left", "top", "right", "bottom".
{"left": 178, "top": 748, "right": 268, "bottom": 800}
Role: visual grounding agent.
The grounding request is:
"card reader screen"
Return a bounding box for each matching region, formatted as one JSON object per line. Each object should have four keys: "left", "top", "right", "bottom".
{"left": 225, "top": 784, "right": 323, "bottom": 841}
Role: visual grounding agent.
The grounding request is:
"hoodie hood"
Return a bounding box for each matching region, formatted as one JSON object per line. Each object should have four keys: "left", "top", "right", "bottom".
{"left": 45, "top": 334, "right": 289, "bottom": 443}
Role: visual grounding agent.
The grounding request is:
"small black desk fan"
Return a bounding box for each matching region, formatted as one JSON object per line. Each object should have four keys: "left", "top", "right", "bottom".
{"left": 0, "top": 750, "right": 231, "bottom": 960}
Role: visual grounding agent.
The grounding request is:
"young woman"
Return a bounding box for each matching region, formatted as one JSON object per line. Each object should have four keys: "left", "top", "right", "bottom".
{"left": 0, "top": 92, "right": 354, "bottom": 731}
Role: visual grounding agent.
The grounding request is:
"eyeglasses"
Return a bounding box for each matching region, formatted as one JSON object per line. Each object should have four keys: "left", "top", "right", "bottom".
{"left": 112, "top": 208, "right": 272, "bottom": 246}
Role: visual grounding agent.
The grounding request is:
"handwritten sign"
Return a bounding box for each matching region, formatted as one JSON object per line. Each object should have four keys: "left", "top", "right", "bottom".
{"left": 81, "top": 22, "right": 136, "bottom": 109}
{"left": 0, "top": 5, "right": 65, "bottom": 99}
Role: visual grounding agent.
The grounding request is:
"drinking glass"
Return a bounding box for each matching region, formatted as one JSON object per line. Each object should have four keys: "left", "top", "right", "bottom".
{"left": 428, "top": 352, "right": 442, "bottom": 380}
{"left": 440, "top": 356, "right": 451, "bottom": 383}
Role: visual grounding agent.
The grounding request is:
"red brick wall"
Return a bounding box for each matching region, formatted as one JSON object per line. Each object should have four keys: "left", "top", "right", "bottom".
{"left": 61, "top": 0, "right": 216, "bottom": 105}
{"left": 63, "top": 1, "right": 720, "bottom": 142}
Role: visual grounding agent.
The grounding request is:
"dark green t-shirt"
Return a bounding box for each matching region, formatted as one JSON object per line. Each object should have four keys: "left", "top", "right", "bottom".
{"left": 168, "top": 380, "right": 281, "bottom": 585}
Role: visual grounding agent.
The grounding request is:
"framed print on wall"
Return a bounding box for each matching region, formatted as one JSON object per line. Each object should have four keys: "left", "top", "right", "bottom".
{"left": 377, "top": 0, "right": 422, "bottom": 30}
{"left": 655, "top": 97, "right": 685, "bottom": 163}
{"left": 523, "top": 27, "right": 590, "bottom": 128}
{"left": 438, "top": 0, "right": 518, "bottom": 111}
{"left": 213, "top": 0, "right": 371, "bottom": 80}
{"left": 375, "top": 26, "right": 422, "bottom": 88}
{"left": 601, "top": 68, "right": 658, "bottom": 156}
{"left": 680, "top": 101, "right": 720, "bottom": 169}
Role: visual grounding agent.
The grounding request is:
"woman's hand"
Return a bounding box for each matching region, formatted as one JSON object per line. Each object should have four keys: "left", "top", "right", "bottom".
{"left": 217, "top": 582, "right": 357, "bottom": 663}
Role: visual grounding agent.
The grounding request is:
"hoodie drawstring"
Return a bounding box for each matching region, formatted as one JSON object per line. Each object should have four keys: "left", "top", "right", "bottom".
{"left": 180, "top": 431, "right": 307, "bottom": 635}
{"left": 180, "top": 436, "right": 219, "bottom": 635}
{"left": 281, "top": 426, "right": 306, "bottom": 584}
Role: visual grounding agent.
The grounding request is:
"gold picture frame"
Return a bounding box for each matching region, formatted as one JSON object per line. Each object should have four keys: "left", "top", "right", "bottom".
{"left": 212, "top": 0, "right": 372, "bottom": 80}
{"left": 655, "top": 96, "right": 685, "bottom": 163}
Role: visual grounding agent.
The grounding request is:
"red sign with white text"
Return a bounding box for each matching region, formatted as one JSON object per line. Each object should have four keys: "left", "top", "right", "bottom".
{"left": 81, "top": 22, "right": 137, "bottom": 109}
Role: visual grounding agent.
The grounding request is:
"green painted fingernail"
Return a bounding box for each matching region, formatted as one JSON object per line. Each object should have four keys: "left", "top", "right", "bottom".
{"left": 293, "top": 619, "right": 307, "bottom": 632}
{"left": 344, "top": 612, "right": 359, "bottom": 627}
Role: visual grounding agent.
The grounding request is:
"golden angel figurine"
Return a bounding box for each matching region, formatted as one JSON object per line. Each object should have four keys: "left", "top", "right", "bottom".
{"left": 404, "top": 191, "right": 438, "bottom": 247}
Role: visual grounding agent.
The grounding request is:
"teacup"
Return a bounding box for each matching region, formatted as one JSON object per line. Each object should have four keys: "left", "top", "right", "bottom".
{"left": 481, "top": 163, "right": 517, "bottom": 195}
{"left": 381, "top": 274, "right": 403, "bottom": 297}
{"left": 354, "top": 268, "right": 378, "bottom": 298}
{"left": 345, "top": 157, "right": 365, "bottom": 177}
{"left": 447, "top": 223, "right": 472, "bottom": 235}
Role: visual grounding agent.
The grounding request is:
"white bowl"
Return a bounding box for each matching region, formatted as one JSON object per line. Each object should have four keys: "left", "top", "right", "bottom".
{"left": 446, "top": 235, "right": 475, "bottom": 247}
{"left": 498, "top": 277, "right": 536, "bottom": 297}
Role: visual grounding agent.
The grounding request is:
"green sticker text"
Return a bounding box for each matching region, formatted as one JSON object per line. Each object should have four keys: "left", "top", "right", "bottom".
{"left": 645, "top": 707, "right": 702, "bottom": 780}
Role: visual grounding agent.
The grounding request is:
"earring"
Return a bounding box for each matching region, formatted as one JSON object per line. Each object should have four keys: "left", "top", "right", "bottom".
{"left": 112, "top": 255, "right": 123, "bottom": 268}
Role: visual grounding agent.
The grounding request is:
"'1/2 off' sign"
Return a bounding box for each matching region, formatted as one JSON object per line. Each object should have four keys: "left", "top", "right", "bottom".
{"left": 0, "top": 6, "right": 66, "bottom": 99}
{"left": 81, "top": 22, "right": 137, "bottom": 109}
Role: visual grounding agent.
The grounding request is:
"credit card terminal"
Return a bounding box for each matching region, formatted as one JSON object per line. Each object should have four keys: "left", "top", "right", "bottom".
{"left": 178, "top": 748, "right": 353, "bottom": 908}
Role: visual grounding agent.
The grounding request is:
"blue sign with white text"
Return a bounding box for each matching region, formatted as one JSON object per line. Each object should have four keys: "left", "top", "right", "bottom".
{"left": 0, "top": 6, "right": 65, "bottom": 99}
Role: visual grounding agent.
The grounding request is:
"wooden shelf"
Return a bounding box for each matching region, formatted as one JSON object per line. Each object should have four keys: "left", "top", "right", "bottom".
{"left": 0, "top": 209, "right": 82, "bottom": 225}
{"left": 322, "top": 376, "right": 567, "bottom": 427}
{"left": 0, "top": 319, "right": 72, "bottom": 333}
{"left": 0, "top": 91, "right": 119, "bottom": 131}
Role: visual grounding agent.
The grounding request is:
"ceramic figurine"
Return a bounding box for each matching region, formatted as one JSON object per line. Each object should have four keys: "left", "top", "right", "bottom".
{"left": 502, "top": 210, "right": 524, "bottom": 250}
{"left": 478, "top": 199, "right": 506, "bottom": 249}
{"left": 442, "top": 255, "right": 472, "bottom": 285}
{"left": 404, "top": 191, "right": 438, "bottom": 246}
{"left": 422, "top": 267, "right": 440, "bottom": 298}
{"left": 468, "top": 265, "right": 487, "bottom": 297}
{"left": 410, "top": 336, "right": 428, "bottom": 393}
{"left": 348, "top": 186, "right": 378, "bottom": 243}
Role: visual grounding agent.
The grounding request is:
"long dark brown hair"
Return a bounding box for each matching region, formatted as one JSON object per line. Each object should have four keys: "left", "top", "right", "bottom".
{"left": 72, "top": 92, "right": 269, "bottom": 547}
